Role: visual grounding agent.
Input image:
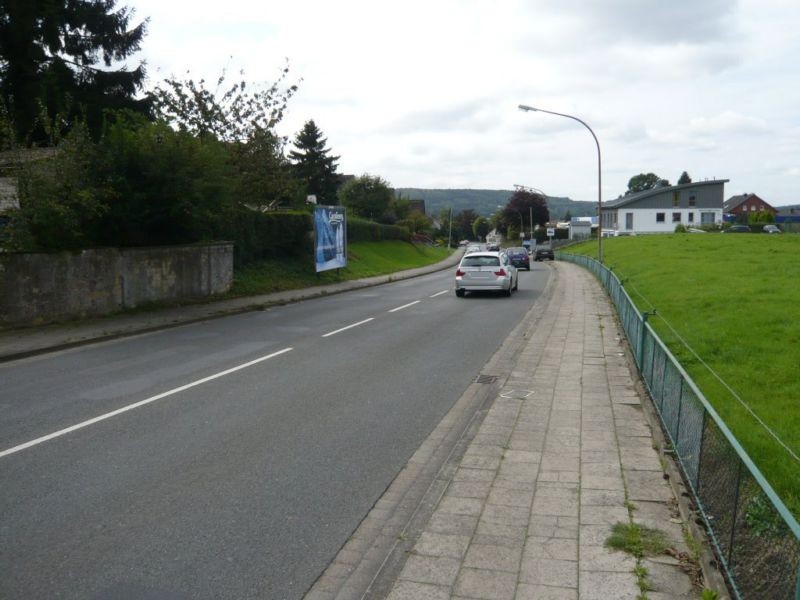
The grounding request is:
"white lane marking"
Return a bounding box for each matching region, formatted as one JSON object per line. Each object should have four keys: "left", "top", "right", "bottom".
{"left": 388, "top": 300, "right": 421, "bottom": 313}
{"left": 322, "top": 318, "right": 374, "bottom": 338}
{"left": 429, "top": 290, "right": 449, "bottom": 298}
{"left": 0, "top": 347, "right": 294, "bottom": 459}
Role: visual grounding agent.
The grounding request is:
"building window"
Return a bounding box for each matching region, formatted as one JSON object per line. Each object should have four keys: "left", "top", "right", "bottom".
{"left": 701, "top": 212, "right": 715, "bottom": 224}
{"left": 672, "top": 212, "right": 681, "bottom": 223}
{"left": 688, "top": 212, "right": 694, "bottom": 223}
{"left": 672, "top": 192, "right": 680, "bottom": 207}
{"left": 689, "top": 195, "right": 696, "bottom": 206}
{"left": 656, "top": 212, "right": 665, "bottom": 223}
{"left": 625, "top": 212, "right": 633, "bottom": 230}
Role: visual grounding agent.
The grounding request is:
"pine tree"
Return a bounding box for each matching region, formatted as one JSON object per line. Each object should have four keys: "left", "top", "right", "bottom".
{"left": 288, "top": 120, "right": 340, "bottom": 204}
{"left": 678, "top": 171, "right": 692, "bottom": 184}
{"left": 0, "top": 0, "right": 150, "bottom": 144}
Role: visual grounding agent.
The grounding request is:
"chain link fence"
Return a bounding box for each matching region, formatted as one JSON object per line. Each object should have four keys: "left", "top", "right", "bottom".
{"left": 559, "top": 251, "right": 800, "bottom": 599}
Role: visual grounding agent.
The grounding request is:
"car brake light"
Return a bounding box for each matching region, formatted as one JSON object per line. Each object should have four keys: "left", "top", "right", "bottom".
{"left": 494, "top": 268, "right": 507, "bottom": 276}
{"left": 456, "top": 269, "right": 465, "bottom": 276}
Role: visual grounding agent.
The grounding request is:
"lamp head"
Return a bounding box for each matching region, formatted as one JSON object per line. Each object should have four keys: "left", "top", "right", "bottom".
{"left": 518, "top": 104, "right": 537, "bottom": 112}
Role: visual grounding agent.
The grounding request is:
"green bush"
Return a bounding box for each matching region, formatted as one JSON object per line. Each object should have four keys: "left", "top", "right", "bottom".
{"left": 347, "top": 216, "right": 410, "bottom": 242}
{"left": 226, "top": 210, "right": 312, "bottom": 266}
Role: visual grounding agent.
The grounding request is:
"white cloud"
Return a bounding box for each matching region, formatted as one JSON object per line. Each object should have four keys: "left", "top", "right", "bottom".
{"left": 128, "top": 0, "right": 800, "bottom": 205}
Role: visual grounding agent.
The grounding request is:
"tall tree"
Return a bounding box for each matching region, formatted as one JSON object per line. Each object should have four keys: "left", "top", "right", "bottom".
{"left": 678, "top": 171, "right": 692, "bottom": 184}
{"left": 627, "top": 172, "right": 669, "bottom": 194}
{"left": 337, "top": 174, "right": 392, "bottom": 218}
{"left": 0, "top": 0, "right": 150, "bottom": 144}
{"left": 289, "top": 120, "right": 340, "bottom": 204}
{"left": 502, "top": 189, "right": 549, "bottom": 235}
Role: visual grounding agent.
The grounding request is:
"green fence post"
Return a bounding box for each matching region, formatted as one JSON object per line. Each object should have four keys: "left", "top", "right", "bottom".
{"left": 638, "top": 312, "right": 649, "bottom": 369}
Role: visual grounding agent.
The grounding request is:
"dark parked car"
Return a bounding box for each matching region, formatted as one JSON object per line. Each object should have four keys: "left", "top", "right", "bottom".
{"left": 763, "top": 224, "right": 781, "bottom": 234}
{"left": 534, "top": 244, "right": 554, "bottom": 261}
{"left": 506, "top": 247, "right": 530, "bottom": 270}
{"left": 723, "top": 225, "right": 751, "bottom": 233}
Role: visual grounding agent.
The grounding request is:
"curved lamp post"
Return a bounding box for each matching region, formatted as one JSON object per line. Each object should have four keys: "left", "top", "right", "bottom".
{"left": 518, "top": 104, "right": 603, "bottom": 263}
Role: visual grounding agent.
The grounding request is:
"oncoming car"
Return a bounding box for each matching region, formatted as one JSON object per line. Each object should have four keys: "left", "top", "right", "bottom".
{"left": 455, "top": 251, "right": 518, "bottom": 297}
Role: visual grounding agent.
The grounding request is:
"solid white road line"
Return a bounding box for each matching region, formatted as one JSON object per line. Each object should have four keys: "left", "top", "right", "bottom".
{"left": 0, "top": 347, "right": 294, "bottom": 459}
{"left": 321, "top": 318, "right": 375, "bottom": 338}
{"left": 388, "top": 300, "right": 421, "bottom": 313}
{"left": 429, "top": 290, "right": 449, "bottom": 298}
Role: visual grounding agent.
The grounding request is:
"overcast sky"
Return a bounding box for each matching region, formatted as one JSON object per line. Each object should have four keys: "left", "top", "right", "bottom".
{"left": 128, "top": 0, "right": 799, "bottom": 206}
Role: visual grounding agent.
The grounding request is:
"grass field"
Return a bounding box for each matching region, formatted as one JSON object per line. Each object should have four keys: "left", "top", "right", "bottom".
{"left": 566, "top": 234, "right": 800, "bottom": 517}
{"left": 229, "top": 241, "right": 453, "bottom": 297}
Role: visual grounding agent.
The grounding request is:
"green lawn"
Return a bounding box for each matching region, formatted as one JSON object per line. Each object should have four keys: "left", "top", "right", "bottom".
{"left": 229, "top": 241, "right": 454, "bottom": 297}
{"left": 566, "top": 234, "right": 800, "bottom": 516}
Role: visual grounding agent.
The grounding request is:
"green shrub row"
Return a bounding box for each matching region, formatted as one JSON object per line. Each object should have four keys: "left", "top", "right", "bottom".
{"left": 225, "top": 210, "right": 312, "bottom": 266}
{"left": 347, "top": 216, "right": 410, "bottom": 243}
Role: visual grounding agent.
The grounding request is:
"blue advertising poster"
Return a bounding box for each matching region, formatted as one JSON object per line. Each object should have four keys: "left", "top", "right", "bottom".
{"left": 314, "top": 206, "right": 347, "bottom": 272}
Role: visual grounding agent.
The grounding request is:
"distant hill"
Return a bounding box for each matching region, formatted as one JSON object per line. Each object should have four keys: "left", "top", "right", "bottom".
{"left": 395, "top": 188, "right": 596, "bottom": 220}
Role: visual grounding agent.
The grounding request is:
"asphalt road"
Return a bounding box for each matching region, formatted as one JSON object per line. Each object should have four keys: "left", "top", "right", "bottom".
{"left": 0, "top": 265, "right": 551, "bottom": 600}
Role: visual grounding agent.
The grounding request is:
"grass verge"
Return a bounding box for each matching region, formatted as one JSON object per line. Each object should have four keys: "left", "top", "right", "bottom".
{"left": 229, "top": 241, "right": 454, "bottom": 297}
{"left": 565, "top": 234, "right": 800, "bottom": 517}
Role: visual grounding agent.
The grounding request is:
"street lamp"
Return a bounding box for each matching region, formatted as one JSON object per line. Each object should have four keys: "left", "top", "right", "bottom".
{"left": 518, "top": 104, "right": 603, "bottom": 263}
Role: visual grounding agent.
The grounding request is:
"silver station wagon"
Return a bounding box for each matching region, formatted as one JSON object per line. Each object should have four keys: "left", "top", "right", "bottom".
{"left": 455, "top": 251, "right": 518, "bottom": 297}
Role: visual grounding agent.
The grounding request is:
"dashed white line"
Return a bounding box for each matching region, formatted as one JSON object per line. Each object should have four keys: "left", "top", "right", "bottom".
{"left": 0, "top": 347, "right": 294, "bottom": 459}
{"left": 388, "top": 300, "right": 421, "bottom": 313}
{"left": 429, "top": 290, "right": 449, "bottom": 298}
{"left": 322, "top": 318, "right": 375, "bottom": 338}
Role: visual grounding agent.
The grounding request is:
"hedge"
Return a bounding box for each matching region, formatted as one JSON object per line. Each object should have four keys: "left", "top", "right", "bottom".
{"left": 347, "top": 216, "right": 410, "bottom": 242}
{"left": 227, "top": 210, "right": 312, "bottom": 266}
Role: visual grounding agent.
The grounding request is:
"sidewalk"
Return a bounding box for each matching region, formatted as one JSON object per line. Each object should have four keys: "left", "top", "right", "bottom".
{"left": 0, "top": 249, "right": 464, "bottom": 361}
{"left": 386, "top": 261, "right": 699, "bottom": 599}
{"left": 309, "top": 261, "right": 704, "bottom": 600}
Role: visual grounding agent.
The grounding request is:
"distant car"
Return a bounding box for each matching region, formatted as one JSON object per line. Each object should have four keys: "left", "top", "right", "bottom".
{"left": 534, "top": 244, "right": 555, "bottom": 261}
{"left": 465, "top": 244, "right": 482, "bottom": 254}
{"left": 506, "top": 247, "right": 530, "bottom": 270}
{"left": 723, "top": 225, "right": 751, "bottom": 233}
{"left": 455, "top": 251, "right": 518, "bottom": 297}
{"left": 486, "top": 243, "right": 500, "bottom": 251}
{"left": 763, "top": 224, "right": 781, "bottom": 234}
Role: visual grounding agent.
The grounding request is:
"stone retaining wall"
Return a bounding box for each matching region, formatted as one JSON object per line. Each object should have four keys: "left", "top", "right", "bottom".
{"left": 0, "top": 242, "right": 233, "bottom": 326}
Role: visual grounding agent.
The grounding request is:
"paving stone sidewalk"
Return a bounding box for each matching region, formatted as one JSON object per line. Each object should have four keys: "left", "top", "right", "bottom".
{"left": 384, "top": 262, "right": 698, "bottom": 600}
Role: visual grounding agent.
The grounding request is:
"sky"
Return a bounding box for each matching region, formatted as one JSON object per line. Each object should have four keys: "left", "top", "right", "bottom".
{"left": 127, "top": 0, "right": 800, "bottom": 206}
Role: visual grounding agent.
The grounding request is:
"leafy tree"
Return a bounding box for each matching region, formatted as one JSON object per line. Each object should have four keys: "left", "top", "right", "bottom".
{"left": 153, "top": 62, "right": 298, "bottom": 143}
{"left": 627, "top": 173, "right": 669, "bottom": 194}
{"left": 678, "top": 171, "right": 692, "bottom": 185}
{"left": 454, "top": 208, "right": 479, "bottom": 241}
{"left": 3, "top": 123, "right": 104, "bottom": 250}
{"left": 397, "top": 209, "right": 431, "bottom": 234}
{"left": 562, "top": 209, "right": 572, "bottom": 221}
{"left": 0, "top": 0, "right": 150, "bottom": 144}
{"left": 289, "top": 119, "right": 340, "bottom": 204}
{"left": 338, "top": 174, "right": 392, "bottom": 219}
{"left": 472, "top": 216, "right": 490, "bottom": 241}
{"left": 153, "top": 64, "right": 301, "bottom": 210}
{"left": 500, "top": 189, "right": 549, "bottom": 237}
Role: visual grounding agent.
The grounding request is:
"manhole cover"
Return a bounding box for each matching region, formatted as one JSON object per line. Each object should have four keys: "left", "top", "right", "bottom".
{"left": 475, "top": 374, "right": 498, "bottom": 384}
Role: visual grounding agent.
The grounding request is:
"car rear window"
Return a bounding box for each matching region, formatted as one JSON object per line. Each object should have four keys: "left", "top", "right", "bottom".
{"left": 461, "top": 256, "right": 500, "bottom": 267}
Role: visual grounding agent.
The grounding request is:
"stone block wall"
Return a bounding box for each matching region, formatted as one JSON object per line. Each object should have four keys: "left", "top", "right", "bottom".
{"left": 0, "top": 242, "right": 233, "bottom": 326}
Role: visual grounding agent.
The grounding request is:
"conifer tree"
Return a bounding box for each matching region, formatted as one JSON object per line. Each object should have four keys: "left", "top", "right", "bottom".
{"left": 288, "top": 120, "right": 340, "bottom": 204}
{"left": 0, "top": 0, "right": 150, "bottom": 144}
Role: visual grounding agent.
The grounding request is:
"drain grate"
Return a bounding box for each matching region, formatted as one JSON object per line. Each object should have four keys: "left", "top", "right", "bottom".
{"left": 474, "top": 374, "right": 498, "bottom": 384}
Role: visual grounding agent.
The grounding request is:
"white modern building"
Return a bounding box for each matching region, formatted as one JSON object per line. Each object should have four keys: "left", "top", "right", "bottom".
{"left": 600, "top": 179, "right": 728, "bottom": 234}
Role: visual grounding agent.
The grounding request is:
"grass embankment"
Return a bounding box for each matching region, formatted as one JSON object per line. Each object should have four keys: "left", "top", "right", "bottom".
{"left": 229, "top": 241, "right": 453, "bottom": 297}
{"left": 567, "top": 234, "right": 799, "bottom": 517}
